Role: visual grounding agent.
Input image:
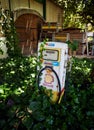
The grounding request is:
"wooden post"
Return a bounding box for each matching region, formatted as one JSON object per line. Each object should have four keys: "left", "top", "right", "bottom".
{"left": 8, "top": 0, "right": 11, "bottom": 11}
{"left": 43, "top": 0, "right": 46, "bottom": 20}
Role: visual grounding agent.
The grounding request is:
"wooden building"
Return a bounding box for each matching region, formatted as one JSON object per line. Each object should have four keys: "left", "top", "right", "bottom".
{"left": 60, "top": 28, "right": 84, "bottom": 55}
{"left": 0, "top": 0, "right": 63, "bottom": 55}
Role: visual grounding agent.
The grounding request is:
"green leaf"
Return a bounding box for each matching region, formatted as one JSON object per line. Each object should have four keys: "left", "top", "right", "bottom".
{"left": 29, "top": 101, "right": 41, "bottom": 111}
{"left": 32, "top": 111, "right": 45, "bottom": 121}
{"left": 33, "top": 123, "right": 44, "bottom": 130}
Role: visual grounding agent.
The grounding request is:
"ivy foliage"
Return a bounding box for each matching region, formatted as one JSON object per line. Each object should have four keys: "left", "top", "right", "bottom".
{"left": 52, "top": 0, "right": 94, "bottom": 27}
{"left": 0, "top": 8, "right": 21, "bottom": 57}
{"left": 0, "top": 56, "right": 94, "bottom": 130}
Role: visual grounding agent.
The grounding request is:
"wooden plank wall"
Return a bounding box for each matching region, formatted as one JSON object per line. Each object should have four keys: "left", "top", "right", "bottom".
{"left": 54, "top": 29, "right": 85, "bottom": 54}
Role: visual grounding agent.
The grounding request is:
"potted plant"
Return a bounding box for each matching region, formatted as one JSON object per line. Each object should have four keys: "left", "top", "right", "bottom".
{"left": 66, "top": 40, "right": 78, "bottom": 55}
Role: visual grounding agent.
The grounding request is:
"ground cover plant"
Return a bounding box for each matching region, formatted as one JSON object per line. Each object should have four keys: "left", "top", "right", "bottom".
{"left": 0, "top": 56, "right": 94, "bottom": 130}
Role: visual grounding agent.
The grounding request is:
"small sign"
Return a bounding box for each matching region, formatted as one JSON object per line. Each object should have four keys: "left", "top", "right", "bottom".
{"left": 43, "top": 49, "right": 59, "bottom": 61}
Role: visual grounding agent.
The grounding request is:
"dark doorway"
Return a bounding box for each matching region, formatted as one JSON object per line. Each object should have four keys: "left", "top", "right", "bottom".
{"left": 15, "top": 13, "right": 43, "bottom": 55}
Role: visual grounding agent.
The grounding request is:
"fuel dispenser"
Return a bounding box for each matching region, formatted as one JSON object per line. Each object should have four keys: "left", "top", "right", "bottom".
{"left": 38, "top": 41, "right": 68, "bottom": 103}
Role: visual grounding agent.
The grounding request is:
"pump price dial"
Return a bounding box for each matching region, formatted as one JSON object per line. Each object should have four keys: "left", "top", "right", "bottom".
{"left": 43, "top": 49, "right": 59, "bottom": 61}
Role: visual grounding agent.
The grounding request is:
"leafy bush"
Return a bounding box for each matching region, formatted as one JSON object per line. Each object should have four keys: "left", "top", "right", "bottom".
{"left": 0, "top": 9, "right": 21, "bottom": 58}
{"left": 0, "top": 56, "right": 94, "bottom": 130}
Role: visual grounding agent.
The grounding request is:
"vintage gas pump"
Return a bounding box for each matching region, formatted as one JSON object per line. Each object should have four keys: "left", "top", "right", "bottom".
{"left": 37, "top": 41, "right": 68, "bottom": 103}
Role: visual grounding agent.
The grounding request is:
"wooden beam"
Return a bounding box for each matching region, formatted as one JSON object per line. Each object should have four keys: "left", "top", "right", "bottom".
{"left": 43, "top": 0, "right": 46, "bottom": 20}
{"left": 28, "top": 0, "right": 30, "bottom": 8}
{"left": 8, "top": 0, "right": 11, "bottom": 11}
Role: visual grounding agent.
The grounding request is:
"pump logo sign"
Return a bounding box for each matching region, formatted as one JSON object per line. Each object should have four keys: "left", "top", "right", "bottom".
{"left": 43, "top": 68, "right": 54, "bottom": 88}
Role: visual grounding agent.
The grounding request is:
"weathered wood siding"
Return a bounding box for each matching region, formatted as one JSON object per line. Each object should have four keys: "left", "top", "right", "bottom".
{"left": 0, "top": 0, "right": 9, "bottom": 9}
{"left": 46, "top": 0, "right": 63, "bottom": 25}
{"left": 0, "top": 0, "right": 63, "bottom": 24}
{"left": 0, "top": 0, "right": 43, "bottom": 17}
{"left": 10, "top": 0, "right": 43, "bottom": 17}
{"left": 58, "top": 28, "right": 85, "bottom": 54}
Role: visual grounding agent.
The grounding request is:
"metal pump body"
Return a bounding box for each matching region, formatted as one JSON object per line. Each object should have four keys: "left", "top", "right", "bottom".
{"left": 38, "top": 41, "right": 68, "bottom": 103}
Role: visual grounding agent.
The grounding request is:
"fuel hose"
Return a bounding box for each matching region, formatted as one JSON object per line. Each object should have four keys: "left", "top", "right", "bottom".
{"left": 37, "top": 66, "right": 61, "bottom": 102}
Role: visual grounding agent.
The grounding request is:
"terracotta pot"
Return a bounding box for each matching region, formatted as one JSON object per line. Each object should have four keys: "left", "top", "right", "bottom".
{"left": 69, "top": 49, "right": 72, "bottom": 55}
{"left": 73, "top": 51, "right": 76, "bottom": 56}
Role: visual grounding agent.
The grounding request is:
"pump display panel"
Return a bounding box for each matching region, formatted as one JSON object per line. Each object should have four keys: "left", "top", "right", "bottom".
{"left": 43, "top": 49, "right": 59, "bottom": 61}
